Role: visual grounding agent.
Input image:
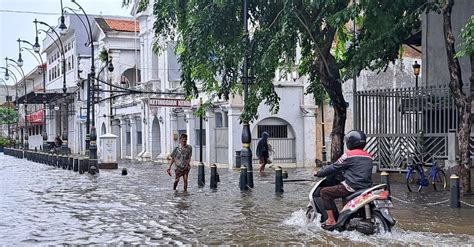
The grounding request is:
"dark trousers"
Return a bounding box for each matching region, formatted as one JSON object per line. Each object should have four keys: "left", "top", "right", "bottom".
{"left": 320, "top": 184, "right": 352, "bottom": 210}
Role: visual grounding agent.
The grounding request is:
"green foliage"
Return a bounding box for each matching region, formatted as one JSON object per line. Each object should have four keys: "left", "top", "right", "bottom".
{"left": 455, "top": 16, "right": 474, "bottom": 58}
{"left": 0, "top": 136, "right": 13, "bottom": 147}
{"left": 137, "top": 0, "right": 149, "bottom": 13}
{"left": 99, "top": 48, "right": 109, "bottom": 63}
{"left": 332, "top": 0, "right": 435, "bottom": 81}
{"left": 151, "top": 0, "right": 430, "bottom": 123}
{"left": 0, "top": 107, "right": 17, "bottom": 125}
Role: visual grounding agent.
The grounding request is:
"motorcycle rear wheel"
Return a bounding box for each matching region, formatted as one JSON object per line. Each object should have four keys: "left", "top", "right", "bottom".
{"left": 373, "top": 211, "right": 391, "bottom": 233}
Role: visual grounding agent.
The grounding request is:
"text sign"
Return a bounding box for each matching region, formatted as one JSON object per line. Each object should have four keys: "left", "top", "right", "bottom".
{"left": 149, "top": 98, "right": 191, "bottom": 108}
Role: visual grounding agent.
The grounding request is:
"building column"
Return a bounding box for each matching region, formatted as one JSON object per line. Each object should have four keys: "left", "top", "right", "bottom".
{"left": 120, "top": 117, "right": 127, "bottom": 159}
{"left": 302, "top": 107, "right": 317, "bottom": 167}
{"left": 185, "top": 109, "right": 196, "bottom": 163}
{"left": 170, "top": 110, "right": 178, "bottom": 148}
{"left": 142, "top": 102, "right": 152, "bottom": 160}
{"left": 227, "top": 107, "right": 242, "bottom": 169}
{"left": 130, "top": 117, "right": 137, "bottom": 159}
{"left": 205, "top": 111, "right": 216, "bottom": 166}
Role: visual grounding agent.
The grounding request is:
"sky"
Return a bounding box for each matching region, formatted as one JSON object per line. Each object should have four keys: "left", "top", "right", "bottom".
{"left": 0, "top": 0, "right": 132, "bottom": 85}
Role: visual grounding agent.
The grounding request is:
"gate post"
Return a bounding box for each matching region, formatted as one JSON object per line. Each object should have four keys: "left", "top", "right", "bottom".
{"left": 447, "top": 129, "right": 458, "bottom": 169}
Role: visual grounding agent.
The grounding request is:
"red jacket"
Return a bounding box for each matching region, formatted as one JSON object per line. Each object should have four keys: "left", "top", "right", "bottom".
{"left": 315, "top": 149, "right": 373, "bottom": 190}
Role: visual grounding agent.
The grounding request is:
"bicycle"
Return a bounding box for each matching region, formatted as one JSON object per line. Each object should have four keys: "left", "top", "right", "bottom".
{"left": 405, "top": 156, "right": 447, "bottom": 192}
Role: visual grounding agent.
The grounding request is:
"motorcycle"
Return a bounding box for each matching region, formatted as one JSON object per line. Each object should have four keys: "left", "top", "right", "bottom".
{"left": 306, "top": 176, "right": 395, "bottom": 235}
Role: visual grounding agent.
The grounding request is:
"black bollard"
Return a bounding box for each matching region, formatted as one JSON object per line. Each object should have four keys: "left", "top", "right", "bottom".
{"left": 198, "top": 162, "right": 205, "bottom": 187}
{"left": 239, "top": 166, "right": 248, "bottom": 191}
{"left": 380, "top": 171, "right": 391, "bottom": 194}
{"left": 122, "top": 168, "right": 128, "bottom": 175}
{"left": 283, "top": 170, "right": 288, "bottom": 179}
{"left": 275, "top": 166, "right": 284, "bottom": 193}
{"left": 73, "top": 158, "right": 79, "bottom": 172}
{"left": 210, "top": 164, "right": 217, "bottom": 189}
{"left": 68, "top": 157, "right": 73, "bottom": 170}
{"left": 450, "top": 174, "right": 460, "bottom": 208}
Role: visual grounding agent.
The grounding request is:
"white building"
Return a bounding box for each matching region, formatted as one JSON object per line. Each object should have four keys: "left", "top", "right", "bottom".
{"left": 128, "top": 1, "right": 317, "bottom": 168}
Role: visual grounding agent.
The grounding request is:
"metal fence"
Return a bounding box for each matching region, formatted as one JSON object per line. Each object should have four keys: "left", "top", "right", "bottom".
{"left": 355, "top": 85, "right": 472, "bottom": 171}
{"left": 251, "top": 138, "right": 296, "bottom": 164}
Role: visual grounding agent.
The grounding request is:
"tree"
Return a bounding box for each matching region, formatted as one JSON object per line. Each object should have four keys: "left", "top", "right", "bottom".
{"left": 442, "top": 1, "right": 473, "bottom": 194}
{"left": 125, "top": 0, "right": 427, "bottom": 161}
{"left": 0, "top": 107, "right": 17, "bottom": 125}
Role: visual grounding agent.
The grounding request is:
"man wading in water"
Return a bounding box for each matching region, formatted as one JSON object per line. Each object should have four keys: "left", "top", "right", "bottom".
{"left": 167, "top": 134, "right": 193, "bottom": 192}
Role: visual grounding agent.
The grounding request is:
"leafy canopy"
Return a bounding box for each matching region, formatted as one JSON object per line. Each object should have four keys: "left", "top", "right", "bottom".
{"left": 0, "top": 107, "right": 17, "bottom": 125}
{"left": 146, "top": 0, "right": 429, "bottom": 122}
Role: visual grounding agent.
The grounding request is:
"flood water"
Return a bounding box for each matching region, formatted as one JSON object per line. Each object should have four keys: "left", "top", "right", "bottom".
{"left": 1, "top": 153, "right": 473, "bottom": 245}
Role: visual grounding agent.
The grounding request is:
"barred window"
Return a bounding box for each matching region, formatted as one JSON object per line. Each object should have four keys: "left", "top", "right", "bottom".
{"left": 257, "top": 125, "right": 288, "bottom": 138}
{"left": 195, "top": 129, "right": 206, "bottom": 145}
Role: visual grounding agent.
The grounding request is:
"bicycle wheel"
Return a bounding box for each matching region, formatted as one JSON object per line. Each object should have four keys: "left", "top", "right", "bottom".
{"left": 432, "top": 170, "right": 447, "bottom": 191}
{"left": 406, "top": 170, "right": 422, "bottom": 192}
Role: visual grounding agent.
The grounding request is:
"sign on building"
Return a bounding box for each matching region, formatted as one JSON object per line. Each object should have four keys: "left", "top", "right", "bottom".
{"left": 149, "top": 98, "right": 191, "bottom": 108}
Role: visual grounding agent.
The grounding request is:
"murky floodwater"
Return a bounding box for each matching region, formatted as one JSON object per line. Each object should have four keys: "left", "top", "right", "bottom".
{"left": 1, "top": 153, "right": 473, "bottom": 245}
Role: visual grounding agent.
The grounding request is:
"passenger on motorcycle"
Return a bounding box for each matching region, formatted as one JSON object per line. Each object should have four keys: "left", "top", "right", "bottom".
{"left": 313, "top": 130, "right": 373, "bottom": 229}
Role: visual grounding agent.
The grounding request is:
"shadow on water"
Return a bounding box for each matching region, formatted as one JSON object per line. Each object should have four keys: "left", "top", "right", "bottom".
{"left": 0, "top": 154, "right": 473, "bottom": 245}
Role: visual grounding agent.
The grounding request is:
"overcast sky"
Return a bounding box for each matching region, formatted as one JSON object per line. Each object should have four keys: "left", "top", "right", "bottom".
{"left": 0, "top": 0, "right": 131, "bottom": 85}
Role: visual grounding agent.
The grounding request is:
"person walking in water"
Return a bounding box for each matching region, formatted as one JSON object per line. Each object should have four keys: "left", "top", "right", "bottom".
{"left": 256, "top": 132, "right": 270, "bottom": 175}
{"left": 167, "top": 134, "right": 193, "bottom": 192}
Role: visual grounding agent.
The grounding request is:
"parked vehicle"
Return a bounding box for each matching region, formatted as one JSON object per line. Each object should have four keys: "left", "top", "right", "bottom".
{"left": 306, "top": 177, "right": 395, "bottom": 235}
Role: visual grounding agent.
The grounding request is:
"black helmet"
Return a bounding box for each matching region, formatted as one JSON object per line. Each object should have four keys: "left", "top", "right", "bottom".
{"left": 345, "top": 130, "right": 367, "bottom": 150}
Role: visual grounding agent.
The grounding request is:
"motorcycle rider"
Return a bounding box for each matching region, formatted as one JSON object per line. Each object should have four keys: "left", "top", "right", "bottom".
{"left": 313, "top": 130, "right": 373, "bottom": 230}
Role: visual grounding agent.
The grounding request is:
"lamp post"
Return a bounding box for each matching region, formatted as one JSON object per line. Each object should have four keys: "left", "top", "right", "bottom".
{"left": 412, "top": 60, "right": 420, "bottom": 89}
{"left": 240, "top": 0, "right": 253, "bottom": 189}
{"left": 0, "top": 78, "right": 12, "bottom": 140}
{"left": 35, "top": 19, "right": 68, "bottom": 153}
{"left": 68, "top": 0, "right": 98, "bottom": 174}
{"left": 2, "top": 66, "right": 19, "bottom": 147}
{"left": 6, "top": 57, "right": 27, "bottom": 150}
{"left": 20, "top": 38, "right": 48, "bottom": 151}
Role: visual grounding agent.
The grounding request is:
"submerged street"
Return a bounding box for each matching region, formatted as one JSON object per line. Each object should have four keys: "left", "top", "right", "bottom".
{"left": 1, "top": 153, "right": 473, "bottom": 245}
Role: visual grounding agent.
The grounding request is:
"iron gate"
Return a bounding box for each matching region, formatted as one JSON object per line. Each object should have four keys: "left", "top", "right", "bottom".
{"left": 355, "top": 85, "right": 471, "bottom": 171}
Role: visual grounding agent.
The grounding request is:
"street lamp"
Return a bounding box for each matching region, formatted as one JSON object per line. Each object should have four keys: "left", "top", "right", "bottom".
{"left": 2, "top": 67, "right": 19, "bottom": 148}
{"left": 19, "top": 38, "right": 49, "bottom": 151}
{"left": 58, "top": 0, "right": 68, "bottom": 35}
{"left": 5, "top": 57, "right": 27, "bottom": 150}
{"left": 16, "top": 39, "right": 24, "bottom": 68}
{"left": 36, "top": 19, "right": 69, "bottom": 153}
{"left": 33, "top": 20, "right": 41, "bottom": 53}
{"left": 0, "top": 78, "right": 12, "bottom": 140}
{"left": 69, "top": 0, "right": 98, "bottom": 174}
{"left": 240, "top": 0, "right": 253, "bottom": 190}
{"left": 412, "top": 60, "right": 420, "bottom": 89}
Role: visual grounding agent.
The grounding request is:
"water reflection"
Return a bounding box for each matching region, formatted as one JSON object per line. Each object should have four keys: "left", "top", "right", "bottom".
{"left": 0, "top": 154, "right": 473, "bottom": 245}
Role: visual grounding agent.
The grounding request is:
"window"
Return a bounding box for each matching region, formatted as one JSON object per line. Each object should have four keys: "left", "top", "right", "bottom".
{"left": 215, "top": 112, "right": 223, "bottom": 128}
{"left": 257, "top": 125, "right": 288, "bottom": 138}
{"left": 71, "top": 55, "right": 74, "bottom": 69}
{"left": 195, "top": 129, "right": 206, "bottom": 145}
{"left": 126, "top": 132, "right": 131, "bottom": 144}
{"left": 137, "top": 131, "right": 142, "bottom": 145}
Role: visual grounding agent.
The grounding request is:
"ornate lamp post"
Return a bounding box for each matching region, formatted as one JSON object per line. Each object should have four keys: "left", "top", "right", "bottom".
{"left": 0, "top": 78, "right": 12, "bottom": 140}
{"left": 240, "top": 0, "right": 254, "bottom": 189}
{"left": 35, "top": 19, "right": 68, "bottom": 154}
{"left": 67, "top": 0, "right": 98, "bottom": 174}
{"left": 6, "top": 57, "right": 27, "bottom": 150}
{"left": 1, "top": 66, "right": 19, "bottom": 147}
{"left": 19, "top": 38, "right": 48, "bottom": 151}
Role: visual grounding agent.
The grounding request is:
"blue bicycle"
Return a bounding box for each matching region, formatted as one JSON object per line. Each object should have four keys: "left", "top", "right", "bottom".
{"left": 406, "top": 158, "right": 447, "bottom": 192}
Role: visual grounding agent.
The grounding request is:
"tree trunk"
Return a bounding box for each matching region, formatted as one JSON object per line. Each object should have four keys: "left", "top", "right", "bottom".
{"left": 442, "top": 0, "right": 472, "bottom": 194}
{"left": 318, "top": 55, "right": 347, "bottom": 162}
